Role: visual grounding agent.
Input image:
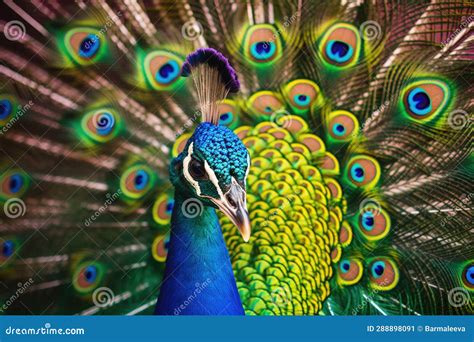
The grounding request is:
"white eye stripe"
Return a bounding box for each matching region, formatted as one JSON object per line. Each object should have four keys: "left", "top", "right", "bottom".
{"left": 204, "top": 160, "right": 224, "bottom": 198}
{"left": 183, "top": 143, "right": 249, "bottom": 200}
{"left": 183, "top": 142, "right": 202, "bottom": 196}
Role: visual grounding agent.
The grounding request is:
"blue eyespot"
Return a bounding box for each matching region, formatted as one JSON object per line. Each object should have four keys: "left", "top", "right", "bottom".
{"left": 333, "top": 123, "right": 346, "bottom": 136}
{"left": 95, "top": 112, "right": 115, "bottom": 136}
{"left": 350, "top": 163, "right": 365, "bottom": 182}
{"left": 371, "top": 261, "right": 386, "bottom": 279}
{"left": 340, "top": 260, "right": 351, "bottom": 273}
{"left": 164, "top": 235, "right": 170, "bottom": 250}
{"left": 293, "top": 94, "right": 311, "bottom": 107}
{"left": 134, "top": 170, "right": 149, "bottom": 190}
{"left": 79, "top": 34, "right": 100, "bottom": 59}
{"left": 362, "top": 212, "right": 375, "bottom": 231}
{"left": 84, "top": 265, "right": 98, "bottom": 283}
{"left": 165, "top": 200, "right": 174, "bottom": 213}
{"left": 407, "top": 87, "right": 432, "bottom": 116}
{"left": 466, "top": 265, "right": 474, "bottom": 285}
{"left": 2, "top": 240, "right": 14, "bottom": 257}
{"left": 9, "top": 174, "right": 24, "bottom": 194}
{"left": 219, "top": 112, "right": 233, "bottom": 126}
{"left": 0, "top": 99, "right": 13, "bottom": 120}
{"left": 326, "top": 40, "right": 353, "bottom": 64}
{"left": 156, "top": 60, "right": 179, "bottom": 84}
{"left": 250, "top": 41, "right": 276, "bottom": 61}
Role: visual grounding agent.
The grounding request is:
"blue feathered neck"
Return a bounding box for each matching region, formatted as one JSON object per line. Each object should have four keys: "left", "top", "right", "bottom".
{"left": 155, "top": 190, "right": 244, "bottom": 315}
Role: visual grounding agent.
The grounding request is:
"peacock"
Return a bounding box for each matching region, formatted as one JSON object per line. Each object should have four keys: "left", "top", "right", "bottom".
{"left": 0, "top": 0, "right": 472, "bottom": 316}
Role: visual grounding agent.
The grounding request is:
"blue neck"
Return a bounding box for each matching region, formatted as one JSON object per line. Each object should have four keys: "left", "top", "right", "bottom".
{"left": 155, "top": 191, "right": 244, "bottom": 315}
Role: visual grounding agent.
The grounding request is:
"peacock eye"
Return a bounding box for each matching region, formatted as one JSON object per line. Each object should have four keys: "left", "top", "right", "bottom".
{"left": 63, "top": 27, "right": 107, "bottom": 65}
{"left": 189, "top": 158, "right": 207, "bottom": 180}
{"left": 80, "top": 108, "right": 122, "bottom": 144}
{"left": 0, "top": 99, "right": 13, "bottom": 120}
{"left": 217, "top": 99, "right": 240, "bottom": 129}
{"left": 141, "top": 50, "right": 184, "bottom": 91}
{"left": 401, "top": 79, "right": 451, "bottom": 122}
{"left": 319, "top": 23, "right": 360, "bottom": 68}
{"left": 367, "top": 257, "right": 399, "bottom": 291}
{"left": 2, "top": 239, "right": 15, "bottom": 257}
{"left": 337, "top": 258, "right": 363, "bottom": 286}
{"left": 73, "top": 261, "right": 105, "bottom": 294}
{"left": 345, "top": 155, "right": 381, "bottom": 190}
{"left": 461, "top": 263, "right": 474, "bottom": 289}
{"left": 327, "top": 110, "right": 359, "bottom": 142}
{"left": 242, "top": 24, "right": 283, "bottom": 65}
{"left": 1, "top": 170, "right": 30, "bottom": 199}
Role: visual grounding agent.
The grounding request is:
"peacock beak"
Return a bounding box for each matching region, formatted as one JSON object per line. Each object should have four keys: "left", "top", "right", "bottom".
{"left": 211, "top": 178, "right": 251, "bottom": 242}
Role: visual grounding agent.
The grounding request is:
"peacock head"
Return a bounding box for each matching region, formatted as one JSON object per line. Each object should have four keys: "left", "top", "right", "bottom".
{"left": 170, "top": 122, "right": 251, "bottom": 241}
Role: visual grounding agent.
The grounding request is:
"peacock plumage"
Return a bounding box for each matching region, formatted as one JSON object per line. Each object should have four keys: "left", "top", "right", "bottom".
{"left": 0, "top": 0, "right": 472, "bottom": 316}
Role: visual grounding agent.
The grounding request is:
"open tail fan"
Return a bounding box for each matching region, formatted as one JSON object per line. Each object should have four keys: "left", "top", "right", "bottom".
{"left": 0, "top": 1, "right": 472, "bottom": 315}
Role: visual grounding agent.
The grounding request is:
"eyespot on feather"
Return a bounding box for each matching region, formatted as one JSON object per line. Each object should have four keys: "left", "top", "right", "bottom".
{"left": 242, "top": 24, "right": 283, "bottom": 65}
{"left": 367, "top": 257, "right": 399, "bottom": 291}
{"left": 318, "top": 23, "right": 360, "bottom": 69}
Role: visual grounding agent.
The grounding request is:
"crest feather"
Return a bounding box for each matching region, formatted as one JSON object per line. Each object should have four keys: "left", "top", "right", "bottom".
{"left": 181, "top": 48, "right": 240, "bottom": 125}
